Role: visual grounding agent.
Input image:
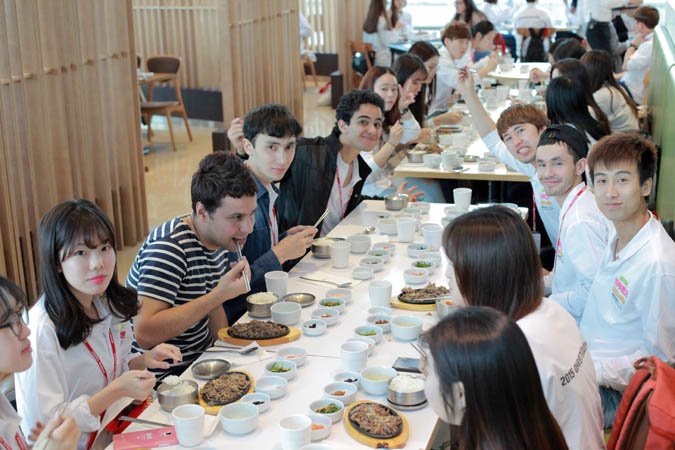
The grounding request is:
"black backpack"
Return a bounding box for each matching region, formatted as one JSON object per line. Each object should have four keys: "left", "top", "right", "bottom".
{"left": 524, "top": 28, "right": 547, "bottom": 62}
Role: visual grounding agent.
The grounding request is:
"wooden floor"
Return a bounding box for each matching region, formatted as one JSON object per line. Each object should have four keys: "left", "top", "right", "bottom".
{"left": 117, "top": 84, "right": 335, "bottom": 279}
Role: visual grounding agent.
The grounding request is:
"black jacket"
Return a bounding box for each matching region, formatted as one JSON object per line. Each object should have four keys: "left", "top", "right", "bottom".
{"left": 277, "top": 129, "right": 372, "bottom": 237}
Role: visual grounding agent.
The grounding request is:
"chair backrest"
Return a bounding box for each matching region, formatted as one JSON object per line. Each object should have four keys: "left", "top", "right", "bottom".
{"left": 349, "top": 41, "right": 374, "bottom": 70}
{"left": 136, "top": 55, "right": 142, "bottom": 69}
{"left": 147, "top": 56, "right": 181, "bottom": 74}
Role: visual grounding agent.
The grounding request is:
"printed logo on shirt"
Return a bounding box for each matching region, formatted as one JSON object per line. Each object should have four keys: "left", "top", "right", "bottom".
{"left": 539, "top": 189, "right": 554, "bottom": 208}
{"left": 611, "top": 275, "right": 629, "bottom": 308}
{"left": 117, "top": 323, "right": 127, "bottom": 342}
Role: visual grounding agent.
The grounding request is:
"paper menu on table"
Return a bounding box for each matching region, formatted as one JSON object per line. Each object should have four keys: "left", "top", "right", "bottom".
{"left": 112, "top": 426, "right": 177, "bottom": 450}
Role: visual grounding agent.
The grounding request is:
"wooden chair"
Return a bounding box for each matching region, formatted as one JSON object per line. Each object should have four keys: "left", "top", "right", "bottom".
{"left": 140, "top": 56, "right": 192, "bottom": 151}
{"left": 348, "top": 41, "right": 373, "bottom": 89}
{"left": 301, "top": 37, "right": 318, "bottom": 87}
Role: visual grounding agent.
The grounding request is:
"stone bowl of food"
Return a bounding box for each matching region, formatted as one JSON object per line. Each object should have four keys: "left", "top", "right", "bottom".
{"left": 311, "top": 237, "right": 344, "bottom": 258}
{"left": 246, "top": 291, "right": 279, "bottom": 318}
{"left": 387, "top": 374, "right": 426, "bottom": 407}
{"left": 157, "top": 377, "right": 199, "bottom": 412}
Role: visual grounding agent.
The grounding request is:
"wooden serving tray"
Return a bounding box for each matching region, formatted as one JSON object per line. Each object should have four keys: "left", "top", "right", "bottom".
{"left": 344, "top": 400, "right": 409, "bottom": 448}
{"left": 390, "top": 296, "right": 436, "bottom": 312}
{"left": 217, "top": 326, "right": 301, "bottom": 347}
{"left": 198, "top": 370, "right": 254, "bottom": 415}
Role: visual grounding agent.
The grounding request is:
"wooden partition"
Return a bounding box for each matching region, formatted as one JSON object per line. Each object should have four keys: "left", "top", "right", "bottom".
{"left": 0, "top": 0, "right": 147, "bottom": 301}
{"left": 335, "top": 0, "right": 370, "bottom": 94}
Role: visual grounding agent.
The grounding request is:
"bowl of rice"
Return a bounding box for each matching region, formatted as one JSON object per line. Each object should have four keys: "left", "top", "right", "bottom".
{"left": 157, "top": 377, "right": 199, "bottom": 412}
{"left": 387, "top": 374, "right": 426, "bottom": 407}
{"left": 246, "top": 291, "right": 279, "bottom": 318}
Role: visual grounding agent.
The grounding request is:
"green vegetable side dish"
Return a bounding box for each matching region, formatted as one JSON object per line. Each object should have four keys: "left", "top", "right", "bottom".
{"left": 321, "top": 301, "right": 341, "bottom": 307}
{"left": 269, "top": 362, "right": 290, "bottom": 373}
{"left": 358, "top": 330, "right": 377, "bottom": 336}
{"left": 414, "top": 261, "right": 432, "bottom": 268}
{"left": 316, "top": 403, "right": 341, "bottom": 414}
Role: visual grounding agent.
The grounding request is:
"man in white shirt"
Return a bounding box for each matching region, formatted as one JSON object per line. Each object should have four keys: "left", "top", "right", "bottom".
{"left": 618, "top": 6, "right": 658, "bottom": 105}
{"left": 430, "top": 22, "right": 471, "bottom": 116}
{"left": 514, "top": 0, "right": 552, "bottom": 59}
{"left": 536, "top": 125, "right": 612, "bottom": 320}
{"left": 585, "top": 0, "right": 642, "bottom": 56}
{"left": 584, "top": 133, "right": 675, "bottom": 428}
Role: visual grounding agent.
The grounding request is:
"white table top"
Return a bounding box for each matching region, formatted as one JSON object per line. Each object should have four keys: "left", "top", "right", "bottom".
{"left": 488, "top": 62, "right": 551, "bottom": 82}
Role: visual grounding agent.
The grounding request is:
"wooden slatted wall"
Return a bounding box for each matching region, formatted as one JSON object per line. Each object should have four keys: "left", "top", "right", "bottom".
{"left": 336, "top": 0, "right": 370, "bottom": 93}
{"left": 299, "top": 0, "right": 338, "bottom": 53}
{"left": 0, "top": 0, "right": 147, "bottom": 302}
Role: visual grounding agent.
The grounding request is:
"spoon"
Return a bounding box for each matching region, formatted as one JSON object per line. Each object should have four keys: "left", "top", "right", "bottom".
{"left": 363, "top": 226, "right": 376, "bottom": 234}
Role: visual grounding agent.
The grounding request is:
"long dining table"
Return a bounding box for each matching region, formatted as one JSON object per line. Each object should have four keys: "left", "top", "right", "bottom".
{"left": 115, "top": 200, "right": 481, "bottom": 449}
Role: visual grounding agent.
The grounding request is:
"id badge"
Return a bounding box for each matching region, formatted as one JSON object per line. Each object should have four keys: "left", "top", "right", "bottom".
{"left": 532, "top": 232, "right": 541, "bottom": 254}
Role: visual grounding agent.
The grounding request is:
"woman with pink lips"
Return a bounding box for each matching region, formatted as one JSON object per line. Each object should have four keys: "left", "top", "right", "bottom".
{"left": 15, "top": 199, "right": 182, "bottom": 450}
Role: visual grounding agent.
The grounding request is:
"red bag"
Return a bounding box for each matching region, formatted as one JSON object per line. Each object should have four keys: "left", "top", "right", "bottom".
{"left": 607, "top": 356, "right": 675, "bottom": 450}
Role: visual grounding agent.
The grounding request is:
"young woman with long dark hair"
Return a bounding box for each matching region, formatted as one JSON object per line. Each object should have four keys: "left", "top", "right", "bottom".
{"left": 423, "top": 306, "right": 570, "bottom": 450}
{"left": 390, "top": 0, "right": 412, "bottom": 35}
{"left": 581, "top": 50, "right": 639, "bottom": 132}
{"left": 16, "top": 199, "right": 181, "bottom": 449}
{"left": 453, "top": 0, "right": 487, "bottom": 26}
{"left": 362, "top": 0, "right": 403, "bottom": 67}
{"left": 441, "top": 206, "right": 605, "bottom": 449}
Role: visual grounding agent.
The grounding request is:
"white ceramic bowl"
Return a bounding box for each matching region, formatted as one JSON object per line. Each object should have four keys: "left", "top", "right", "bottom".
{"left": 347, "top": 234, "right": 372, "bottom": 254}
{"left": 264, "top": 359, "right": 297, "bottom": 381}
{"left": 360, "top": 366, "right": 397, "bottom": 395}
{"left": 444, "top": 205, "right": 463, "bottom": 217}
{"left": 368, "top": 306, "right": 393, "bottom": 316}
{"left": 366, "top": 314, "right": 392, "bottom": 333}
{"left": 346, "top": 336, "right": 375, "bottom": 356}
{"left": 478, "top": 159, "right": 497, "bottom": 172}
{"left": 411, "top": 259, "right": 436, "bottom": 275}
{"left": 391, "top": 315, "right": 424, "bottom": 341}
{"left": 255, "top": 375, "right": 288, "bottom": 399}
{"left": 325, "top": 288, "right": 352, "bottom": 304}
{"left": 377, "top": 217, "right": 398, "bottom": 235}
{"left": 418, "top": 251, "right": 442, "bottom": 266}
{"left": 270, "top": 301, "right": 302, "bottom": 326}
{"left": 359, "top": 257, "right": 384, "bottom": 272}
{"left": 323, "top": 381, "right": 358, "bottom": 405}
{"left": 309, "top": 398, "right": 344, "bottom": 423}
{"left": 278, "top": 346, "right": 307, "bottom": 367}
{"left": 423, "top": 153, "right": 442, "bottom": 169}
{"left": 402, "top": 207, "right": 422, "bottom": 220}
{"left": 407, "top": 242, "right": 430, "bottom": 258}
{"left": 415, "top": 202, "right": 431, "bottom": 214}
{"left": 373, "top": 242, "right": 396, "bottom": 255}
{"left": 352, "top": 266, "right": 374, "bottom": 280}
{"left": 404, "top": 268, "right": 429, "bottom": 285}
{"left": 311, "top": 308, "right": 339, "bottom": 326}
{"left": 354, "top": 325, "right": 383, "bottom": 344}
{"left": 302, "top": 319, "right": 328, "bottom": 336}
{"left": 309, "top": 414, "right": 332, "bottom": 442}
{"left": 333, "top": 371, "right": 361, "bottom": 389}
{"left": 367, "top": 248, "right": 390, "bottom": 263}
{"left": 317, "top": 297, "right": 346, "bottom": 313}
{"left": 218, "top": 402, "right": 258, "bottom": 435}
{"left": 241, "top": 392, "right": 271, "bottom": 414}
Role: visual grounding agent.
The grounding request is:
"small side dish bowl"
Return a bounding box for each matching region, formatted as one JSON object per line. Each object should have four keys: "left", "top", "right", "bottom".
{"left": 323, "top": 381, "right": 358, "bottom": 405}
{"left": 325, "top": 288, "right": 352, "bottom": 304}
{"left": 407, "top": 243, "right": 430, "bottom": 258}
{"left": 367, "top": 248, "right": 390, "bottom": 263}
{"left": 352, "top": 266, "right": 374, "bottom": 280}
{"left": 354, "top": 325, "right": 383, "bottom": 344}
{"left": 418, "top": 251, "right": 442, "bottom": 266}
{"left": 271, "top": 301, "right": 302, "bottom": 326}
{"left": 404, "top": 268, "right": 429, "bottom": 285}
{"left": 302, "top": 318, "right": 328, "bottom": 336}
{"left": 277, "top": 346, "right": 307, "bottom": 367}
{"left": 241, "top": 392, "right": 271, "bottom": 414}
{"left": 311, "top": 308, "right": 340, "bottom": 326}
{"left": 218, "top": 402, "right": 259, "bottom": 435}
{"left": 436, "top": 298, "right": 460, "bottom": 318}
{"left": 264, "top": 359, "right": 297, "bottom": 381}
{"left": 309, "top": 398, "right": 344, "bottom": 423}
{"left": 372, "top": 242, "right": 396, "bottom": 255}
{"left": 411, "top": 259, "right": 436, "bottom": 275}
{"left": 255, "top": 375, "right": 288, "bottom": 399}
{"left": 318, "top": 297, "right": 346, "bottom": 313}
{"left": 346, "top": 336, "right": 375, "bottom": 356}
{"left": 310, "top": 414, "right": 332, "bottom": 441}
{"left": 333, "top": 371, "right": 361, "bottom": 389}
{"left": 359, "top": 257, "right": 384, "bottom": 272}
{"left": 347, "top": 234, "right": 372, "bottom": 254}
{"left": 368, "top": 306, "right": 393, "bottom": 316}
{"left": 360, "top": 366, "right": 397, "bottom": 396}
{"left": 366, "top": 314, "right": 392, "bottom": 333}
{"left": 387, "top": 374, "right": 427, "bottom": 406}
{"left": 391, "top": 316, "right": 424, "bottom": 341}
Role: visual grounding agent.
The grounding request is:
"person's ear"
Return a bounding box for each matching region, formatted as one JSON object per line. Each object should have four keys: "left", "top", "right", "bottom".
{"left": 243, "top": 138, "right": 254, "bottom": 156}
{"left": 443, "top": 37, "right": 451, "bottom": 49}
{"left": 194, "top": 202, "right": 209, "bottom": 222}
{"left": 337, "top": 119, "right": 349, "bottom": 134}
{"left": 641, "top": 177, "right": 653, "bottom": 197}
{"left": 576, "top": 158, "right": 587, "bottom": 177}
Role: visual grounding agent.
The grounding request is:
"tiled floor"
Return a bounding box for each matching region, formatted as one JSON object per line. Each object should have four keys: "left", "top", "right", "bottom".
{"left": 117, "top": 84, "right": 335, "bottom": 279}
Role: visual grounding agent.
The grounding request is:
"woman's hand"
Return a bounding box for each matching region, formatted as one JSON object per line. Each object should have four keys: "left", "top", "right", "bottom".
{"left": 398, "top": 85, "right": 416, "bottom": 111}
{"left": 111, "top": 370, "right": 156, "bottom": 401}
{"left": 144, "top": 343, "right": 182, "bottom": 370}
{"left": 433, "top": 111, "right": 464, "bottom": 126}
{"left": 388, "top": 121, "right": 404, "bottom": 146}
{"left": 31, "top": 416, "right": 81, "bottom": 450}
{"left": 397, "top": 181, "right": 425, "bottom": 202}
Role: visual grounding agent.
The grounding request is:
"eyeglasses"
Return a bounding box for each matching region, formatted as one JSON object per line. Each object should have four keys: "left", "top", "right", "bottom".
{"left": 0, "top": 310, "right": 27, "bottom": 337}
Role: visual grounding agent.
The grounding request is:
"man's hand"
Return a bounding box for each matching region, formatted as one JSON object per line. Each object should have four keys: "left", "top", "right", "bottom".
{"left": 216, "top": 259, "right": 251, "bottom": 299}
{"left": 273, "top": 226, "right": 317, "bottom": 263}
{"left": 227, "top": 118, "right": 245, "bottom": 155}
{"left": 455, "top": 67, "right": 475, "bottom": 99}
{"left": 397, "top": 181, "right": 425, "bottom": 202}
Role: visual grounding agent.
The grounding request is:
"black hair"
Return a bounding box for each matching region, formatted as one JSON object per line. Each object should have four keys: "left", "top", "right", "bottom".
{"left": 408, "top": 41, "right": 440, "bottom": 123}
{"left": 0, "top": 276, "right": 25, "bottom": 324}
{"left": 392, "top": 53, "right": 427, "bottom": 87}
{"left": 242, "top": 104, "right": 302, "bottom": 146}
{"left": 39, "top": 199, "right": 139, "bottom": 350}
{"left": 191, "top": 151, "right": 258, "bottom": 214}
{"left": 453, "top": 0, "right": 486, "bottom": 25}
{"left": 551, "top": 38, "right": 586, "bottom": 62}
{"left": 545, "top": 76, "right": 610, "bottom": 142}
{"left": 471, "top": 20, "right": 494, "bottom": 38}
{"left": 333, "top": 89, "right": 385, "bottom": 135}
{"left": 581, "top": 50, "right": 638, "bottom": 119}
{"left": 538, "top": 124, "right": 590, "bottom": 162}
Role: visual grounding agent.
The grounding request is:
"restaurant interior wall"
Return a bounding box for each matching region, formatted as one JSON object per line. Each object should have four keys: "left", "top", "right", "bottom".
{"left": 0, "top": 0, "right": 147, "bottom": 302}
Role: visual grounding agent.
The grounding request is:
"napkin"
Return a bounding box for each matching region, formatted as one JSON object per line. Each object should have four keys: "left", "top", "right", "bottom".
{"left": 298, "top": 270, "right": 353, "bottom": 287}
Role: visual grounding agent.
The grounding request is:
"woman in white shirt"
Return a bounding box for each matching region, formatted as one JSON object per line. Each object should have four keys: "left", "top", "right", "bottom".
{"left": 16, "top": 199, "right": 181, "bottom": 450}
{"left": 442, "top": 206, "right": 605, "bottom": 450}
{"left": 581, "top": 50, "right": 639, "bottom": 133}
{"left": 362, "top": 0, "right": 403, "bottom": 67}
{"left": 1, "top": 276, "right": 80, "bottom": 450}
{"left": 390, "top": 0, "right": 413, "bottom": 38}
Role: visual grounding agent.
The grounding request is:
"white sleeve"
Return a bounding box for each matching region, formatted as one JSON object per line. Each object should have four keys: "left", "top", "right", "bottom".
{"left": 625, "top": 41, "right": 653, "bottom": 72}
{"left": 377, "top": 16, "right": 402, "bottom": 46}
{"left": 482, "top": 130, "right": 537, "bottom": 177}
{"left": 299, "top": 12, "right": 313, "bottom": 38}
{"left": 400, "top": 116, "right": 421, "bottom": 144}
{"left": 431, "top": 65, "right": 458, "bottom": 114}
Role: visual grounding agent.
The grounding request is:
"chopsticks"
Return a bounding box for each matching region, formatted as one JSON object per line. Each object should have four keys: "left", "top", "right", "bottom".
{"left": 312, "top": 208, "right": 331, "bottom": 229}
{"left": 234, "top": 239, "right": 251, "bottom": 291}
{"left": 119, "top": 416, "right": 171, "bottom": 428}
{"left": 447, "top": 64, "right": 477, "bottom": 74}
{"left": 411, "top": 342, "right": 426, "bottom": 358}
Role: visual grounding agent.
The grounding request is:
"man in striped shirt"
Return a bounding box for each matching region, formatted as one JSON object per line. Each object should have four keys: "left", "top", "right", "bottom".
{"left": 127, "top": 152, "right": 256, "bottom": 377}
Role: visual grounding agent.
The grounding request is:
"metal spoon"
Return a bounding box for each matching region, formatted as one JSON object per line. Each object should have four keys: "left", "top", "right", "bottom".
{"left": 363, "top": 226, "right": 376, "bottom": 234}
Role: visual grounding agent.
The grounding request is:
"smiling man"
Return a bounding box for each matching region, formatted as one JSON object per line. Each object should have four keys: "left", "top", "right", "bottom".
{"left": 536, "top": 125, "right": 611, "bottom": 321}
{"left": 582, "top": 133, "right": 675, "bottom": 427}
{"left": 127, "top": 151, "right": 256, "bottom": 377}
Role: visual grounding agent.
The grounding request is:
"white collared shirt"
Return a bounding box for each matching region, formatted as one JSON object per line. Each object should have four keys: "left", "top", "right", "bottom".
{"left": 622, "top": 32, "right": 654, "bottom": 105}
{"left": 15, "top": 296, "right": 136, "bottom": 450}
{"left": 580, "top": 214, "right": 675, "bottom": 390}
{"left": 430, "top": 46, "right": 471, "bottom": 115}
{"left": 320, "top": 153, "right": 361, "bottom": 237}
{"left": 518, "top": 299, "right": 605, "bottom": 450}
{"left": 0, "top": 394, "right": 27, "bottom": 450}
{"left": 362, "top": 15, "right": 402, "bottom": 67}
{"left": 549, "top": 183, "right": 613, "bottom": 321}
{"left": 483, "top": 130, "right": 560, "bottom": 243}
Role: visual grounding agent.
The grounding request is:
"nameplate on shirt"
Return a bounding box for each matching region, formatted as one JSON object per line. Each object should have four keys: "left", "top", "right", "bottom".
{"left": 611, "top": 275, "right": 629, "bottom": 308}
{"left": 539, "top": 191, "right": 554, "bottom": 208}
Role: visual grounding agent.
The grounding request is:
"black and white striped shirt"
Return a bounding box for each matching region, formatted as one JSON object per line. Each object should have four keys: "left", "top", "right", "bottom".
{"left": 126, "top": 216, "right": 228, "bottom": 376}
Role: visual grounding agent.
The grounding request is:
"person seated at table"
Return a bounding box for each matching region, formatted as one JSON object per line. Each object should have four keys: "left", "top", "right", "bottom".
{"left": 470, "top": 20, "right": 498, "bottom": 63}
{"left": 616, "top": 6, "right": 659, "bottom": 105}
{"left": 362, "top": 0, "right": 403, "bottom": 67}
{"left": 514, "top": 0, "right": 553, "bottom": 61}
{"left": 127, "top": 152, "right": 253, "bottom": 377}
{"left": 583, "top": 133, "right": 675, "bottom": 428}
{"left": 455, "top": 66, "right": 560, "bottom": 246}
{"left": 429, "top": 22, "right": 472, "bottom": 116}
{"left": 236, "top": 105, "right": 317, "bottom": 312}
{"left": 529, "top": 37, "right": 587, "bottom": 84}
{"left": 581, "top": 50, "right": 639, "bottom": 133}
{"left": 442, "top": 206, "right": 605, "bottom": 448}
{"left": 535, "top": 125, "right": 611, "bottom": 320}
{"left": 16, "top": 199, "right": 181, "bottom": 449}
{"left": 423, "top": 307, "right": 569, "bottom": 450}
{"left": 452, "top": 0, "right": 487, "bottom": 27}
{"left": 277, "top": 90, "right": 383, "bottom": 239}
{"left": 390, "top": 0, "right": 413, "bottom": 38}
{"left": 482, "top": 0, "right": 513, "bottom": 29}
{"left": 1, "top": 276, "right": 81, "bottom": 450}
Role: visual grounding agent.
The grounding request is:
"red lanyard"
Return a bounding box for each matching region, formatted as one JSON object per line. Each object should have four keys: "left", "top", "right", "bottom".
{"left": 0, "top": 434, "right": 26, "bottom": 450}
{"left": 532, "top": 191, "right": 537, "bottom": 232}
{"left": 269, "top": 206, "right": 278, "bottom": 246}
{"left": 83, "top": 328, "right": 117, "bottom": 386}
{"left": 553, "top": 186, "right": 587, "bottom": 273}
{"left": 335, "top": 169, "right": 348, "bottom": 220}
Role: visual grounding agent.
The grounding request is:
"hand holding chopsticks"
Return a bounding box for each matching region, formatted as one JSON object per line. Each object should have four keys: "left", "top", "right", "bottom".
{"left": 312, "top": 208, "right": 331, "bottom": 229}
{"left": 234, "top": 239, "right": 251, "bottom": 291}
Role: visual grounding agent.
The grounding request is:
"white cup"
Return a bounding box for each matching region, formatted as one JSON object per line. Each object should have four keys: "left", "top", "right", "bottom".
{"left": 265, "top": 271, "right": 289, "bottom": 298}
{"left": 369, "top": 280, "right": 392, "bottom": 307}
{"left": 279, "top": 415, "right": 312, "bottom": 450}
{"left": 453, "top": 188, "right": 472, "bottom": 211}
{"left": 340, "top": 341, "right": 368, "bottom": 371}
{"left": 497, "top": 85, "right": 510, "bottom": 101}
{"left": 441, "top": 151, "right": 459, "bottom": 170}
{"left": 172, "top": 404, "right": 204, "bottom": 447}
{"left": 396, "top": 217, "right": 417, "bottom": 243}
{"left": 518, "top": 79, "right": 529, "bottom": 90}
{"left": 330, "top": 241, "right": 351, "bottom": 269}
{"left": 452, "top": 134, "right": 468, "bottom": 149}
{"left": 422, "top": 223, "right": 443, "bottom": 250}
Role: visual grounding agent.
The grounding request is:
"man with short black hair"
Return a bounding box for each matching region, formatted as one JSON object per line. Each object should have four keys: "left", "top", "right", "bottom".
{"left": 618, "top": 6, "right": 659, "bottom": 104}
{"left": 584, "top": 133, "right": 675, "bottom": 427}
{"left": 430, "top": 22, "right": 472, "bottom": 116}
